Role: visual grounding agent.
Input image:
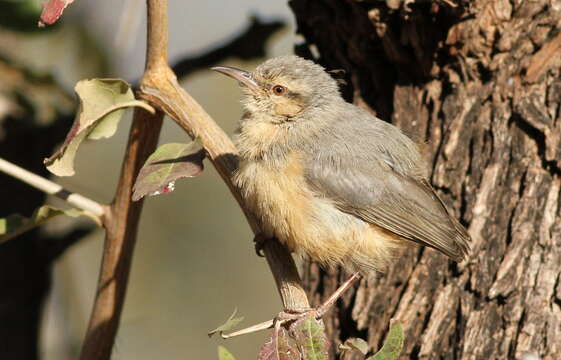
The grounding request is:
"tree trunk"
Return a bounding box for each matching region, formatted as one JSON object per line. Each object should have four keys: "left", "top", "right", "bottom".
{"left": 289, "top": 1, "right": 561, "bottom": 359}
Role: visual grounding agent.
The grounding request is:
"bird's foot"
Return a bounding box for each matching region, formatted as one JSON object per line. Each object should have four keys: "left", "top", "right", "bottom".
{"left": 221, "top": 272, "right": 361, "bottom": 339}
{"left": 254, "top": 233, "right": 267, "bottom": 257}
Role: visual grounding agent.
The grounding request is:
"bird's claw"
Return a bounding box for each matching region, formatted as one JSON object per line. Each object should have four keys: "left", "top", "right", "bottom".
{"left": 254, "top": 233, "right": 267, "bottom": 257}
{"left": 221, "top": 273, "right": 361, "bottom": 339}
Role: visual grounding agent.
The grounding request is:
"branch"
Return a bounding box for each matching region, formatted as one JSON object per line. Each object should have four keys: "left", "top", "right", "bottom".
{"left": 0, "top": 157, "right": 105, "bottom": 218}
{"left": 79, "top": 109, "right": 163, "bottom": 360}
{"left": 78, "top": 1, "right": 167, "bottom": 358}
{"left": 139, "top": 3, "right": 310, "bottom": 312}
{"left": 79, "top": 2, "right": 304, "bottom": 359}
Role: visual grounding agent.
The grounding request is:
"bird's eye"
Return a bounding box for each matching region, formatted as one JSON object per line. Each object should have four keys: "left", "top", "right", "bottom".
{"left": 272, "top": 85, "right": 286, "bottom": 96}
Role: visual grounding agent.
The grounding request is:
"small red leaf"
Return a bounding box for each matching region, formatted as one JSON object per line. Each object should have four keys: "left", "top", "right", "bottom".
{"left": 39, "top": 0, "right": 75, "bottom": 27}
{"left": 258, "top": 329, "right": 300, "bottom": 360}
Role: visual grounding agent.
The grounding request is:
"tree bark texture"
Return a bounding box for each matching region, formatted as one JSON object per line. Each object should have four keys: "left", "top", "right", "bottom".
{"left": 290, "top": 1, "right": 561, "bottom": 359}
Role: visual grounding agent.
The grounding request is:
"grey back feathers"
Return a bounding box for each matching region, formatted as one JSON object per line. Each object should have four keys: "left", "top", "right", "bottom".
{"left": 303, "top": 103, "right": 470, "bottom": 260}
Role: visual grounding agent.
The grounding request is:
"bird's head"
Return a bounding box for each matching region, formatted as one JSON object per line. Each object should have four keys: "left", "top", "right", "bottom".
{"left": 212, "top": 56, "right": 341, "bottom": 123}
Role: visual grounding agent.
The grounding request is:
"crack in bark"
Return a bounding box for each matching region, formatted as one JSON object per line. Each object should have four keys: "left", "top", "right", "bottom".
{"left": 290, "top": 0, "right": 561, "bottom": 358}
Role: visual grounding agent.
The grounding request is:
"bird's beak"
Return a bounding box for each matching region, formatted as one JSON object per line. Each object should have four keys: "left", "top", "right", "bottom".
{"left": 211, "top": 66, "right": 260, "bottom": 92}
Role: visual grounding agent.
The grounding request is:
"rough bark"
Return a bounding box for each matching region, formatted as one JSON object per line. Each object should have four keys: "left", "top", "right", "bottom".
{"left": 290, "top": 1, "right": 561, "bottom": 359}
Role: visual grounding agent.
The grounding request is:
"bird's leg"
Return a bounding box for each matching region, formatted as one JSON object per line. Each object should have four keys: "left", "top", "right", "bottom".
{"left": 221, "top": 272, "right": 361, "bottom": 339}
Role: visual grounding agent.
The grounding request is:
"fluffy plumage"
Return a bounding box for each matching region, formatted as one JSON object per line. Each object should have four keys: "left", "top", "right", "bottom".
{"left": 216, "top": 55, "right": 470, "bottom": 274}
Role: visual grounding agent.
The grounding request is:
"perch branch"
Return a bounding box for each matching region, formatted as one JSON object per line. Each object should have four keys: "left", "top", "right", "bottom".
{"left": 139, "top": 1, "right": 310, "bottom": 312}
{"left": 221, "top": 273, "right": 361, "bottom": 338}
{"left": 0, "top": 157, "right": 105, "bottom": 218}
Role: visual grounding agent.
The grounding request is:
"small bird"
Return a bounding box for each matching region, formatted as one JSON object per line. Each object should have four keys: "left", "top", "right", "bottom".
{"left": 213, "top": 56, "right": 470, "bottom": 275}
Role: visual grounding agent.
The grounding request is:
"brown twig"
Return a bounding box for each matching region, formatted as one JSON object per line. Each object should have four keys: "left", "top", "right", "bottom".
{"left": 79, "top": 110, "right": 163, "bottom": 360}
{"left": 221, "top": 273, "right": 361, "bottom": 339}
{"left": 80, "top": 1, "right": 308, "bottom": 357}
{"left": 78, "top": 0, "right": 168, "bottom": 358}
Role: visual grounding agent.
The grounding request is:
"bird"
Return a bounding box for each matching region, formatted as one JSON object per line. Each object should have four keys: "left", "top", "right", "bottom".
{"left": 212, "top": 55, "right": 470, "bottom": 276}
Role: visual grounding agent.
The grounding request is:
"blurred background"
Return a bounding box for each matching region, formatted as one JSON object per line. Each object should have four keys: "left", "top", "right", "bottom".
{"left": 0, "top": 0, "right": 298, "bottom": 359}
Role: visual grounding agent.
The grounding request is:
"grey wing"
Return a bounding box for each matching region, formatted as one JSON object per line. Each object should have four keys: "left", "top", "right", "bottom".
{"left": 305, "top": 159, "right": 470, "bottom": 261}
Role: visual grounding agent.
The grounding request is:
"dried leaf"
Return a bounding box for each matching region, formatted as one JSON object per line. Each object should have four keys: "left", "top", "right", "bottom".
{"left": 0, "top": 205, "right": 88, "bottom": 243}
{"left": 44, "top": 78, "right": 153, "bottom": 176}
{"left": 259, "top": 328, "right": 300, "bottom": 360}
{"left": 208, "top": 309, "right": 244, "bottom": 338}
{"left": 291, "top": 315, "right": 329, "bottom": 360}
{"left": 39, "top": 0, "right": 75, "bottom": 27}
{"left": 217, "top": 346, "right": 236, "bottom": 360}
{"left": 367, "top": 321, "right": 404, "bottom": 360}
{"left": 340, "top": 337, "right": 369, "bottom": 355}
{"left": 132, "top": 142, "right": 205, "bottom": 201}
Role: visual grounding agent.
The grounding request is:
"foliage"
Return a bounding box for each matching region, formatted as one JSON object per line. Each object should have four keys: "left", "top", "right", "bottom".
{"left": 0, "top": 0, "right": 43, "bottom": 32}
{"left": 0, "top": 205, "right": 92, "bottom": 244}
{"left": 291, "top": 316, "right": 329, "bottom": 360}
{"left": 132, "top": 141, "right": 205, "bottom": 201}
{"left": 217, "top": 346, "right": 237, "bottom": 360}
{"left": 44, "top": 78, "right": 153, "bottom": 176}
{"left": 39, "top": 0, "right": 75, "bottom": 27}
{"left": 208, "top": 309, "right": 245, "bottom": 338}
{"left": 340, "top": 337, "right": 369, "bottom": 355}
{"left": 258, "top": 327, "right": 299, "bottom": 360}
{"left": 367, "top": 321, "right": 404, "bottom": 360}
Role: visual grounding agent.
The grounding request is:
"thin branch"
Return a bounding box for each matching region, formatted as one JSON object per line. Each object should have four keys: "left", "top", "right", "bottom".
{"left": 222, "top": 319, "right": 274, "bottom": 339}
{"left": 139, "top": 1, "right": 310, "bottom": 314}
{"left": 0, "top": 157, "right": 105, "bottom": 218}
{"left": 78, "top": 2, "right": 305, "bottom": 358}
{"left": 139, "top": 61, "right": 311, "bottom": 313}
{"left": 78, "top": 1, "right": 167, "bottom": 357}
{"left": 315, "top": 272, "right": 360, "bottom": 318}
{"left": 145, "top": 0, "right": 168, "bottom": 72}
{"left": 221, "top": 273, "right": 361, "bottom": 339}
{"left": 79, "top": 109, "right": 163, "bottom": 360}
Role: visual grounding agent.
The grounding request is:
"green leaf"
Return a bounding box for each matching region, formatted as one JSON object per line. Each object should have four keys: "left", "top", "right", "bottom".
{"left": 292, "top": 315, "right": 329, "bottom": 360}
{"left": 132, "top": 142, "right": 205, "bottom": 201}
{"left": 367, "top": 320, "right": 404, "bottom": 360}
{"left": 208, "top": 309, "right": 244, "bottom": 338}
{"left": 217, "top": 346, "right": 236, "bottom": 360}
{"left": 0, "top": 0, "right": 43, "bottom": 32}
{"left": 340, "top": 337, "right": 369, "bottom": 355}
{"left": 44, "top": 78, "right": 154, "bottom": 176}
{"left": 0, "top": 205, "right": 88, "bottom": 244}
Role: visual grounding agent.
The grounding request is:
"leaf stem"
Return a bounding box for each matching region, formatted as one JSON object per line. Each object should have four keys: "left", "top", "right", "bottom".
{"left": 0, "top": 157, "right": 105, "bottom": 218}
